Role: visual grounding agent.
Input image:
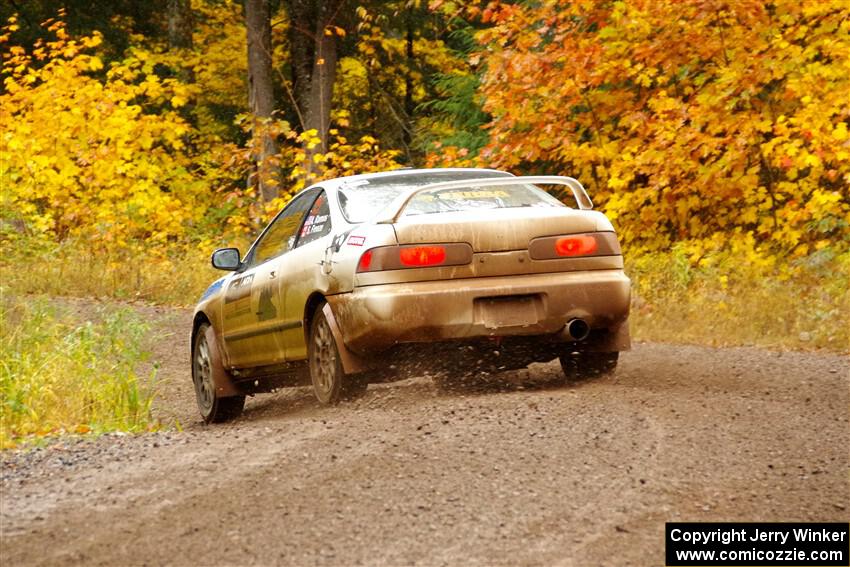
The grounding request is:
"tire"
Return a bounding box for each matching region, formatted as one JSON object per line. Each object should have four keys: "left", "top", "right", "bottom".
{"left": 559, "top": 351, "right": 619, "bottom": 382}
{"left": 192, "top": 323, "right": 245, "bottom": 423}
{"left": 308, "top": 304, "right": 368, "bottom": 404}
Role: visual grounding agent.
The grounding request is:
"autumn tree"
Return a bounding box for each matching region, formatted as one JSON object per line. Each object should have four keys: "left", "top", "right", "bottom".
{"left": 0, "top": 16, "right": 203, "bottom": 245}
{"left": 330, "top": 1, "right": 479, "bottom": 163}
{"left": 0, "top": 0, "right": 168, "bottom": 58}
{"left": 442, "top": 0, "right": 850, "bottom": 256}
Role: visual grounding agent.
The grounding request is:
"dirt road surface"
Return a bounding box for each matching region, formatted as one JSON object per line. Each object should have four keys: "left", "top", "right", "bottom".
{"left": 1, "top": 304, "right": 848, "bottom": 566}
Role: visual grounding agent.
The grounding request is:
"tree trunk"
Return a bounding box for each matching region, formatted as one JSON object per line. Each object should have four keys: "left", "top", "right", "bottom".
{"left": 403, "top": 12, "right": 414, "bottom": 150}
{"left": 167, "top": 0, "right": 193, "bottom": 50}
{"left": 303, "top": 8, "right": 339, "bottom": 153}
{"left": 286, "top": 0, "right": 343, "bottom": 181}
{"left": 286, "top": 0, "right": 315, "bottom": 125}
{"left": 245, "top": 0, "right": 279, "bottom": 203}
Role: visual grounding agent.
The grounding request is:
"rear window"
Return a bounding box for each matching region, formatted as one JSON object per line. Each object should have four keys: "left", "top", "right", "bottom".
{"left": 404, "top": 183, "right": 565, "bottom": 216}
{"left": 338, "top": 170, "right": 512, "bottom": 223}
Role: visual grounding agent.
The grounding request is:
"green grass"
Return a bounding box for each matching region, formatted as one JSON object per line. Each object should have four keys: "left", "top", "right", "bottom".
{"left": 0, "top": 294, "right": 159, "bottom": 449}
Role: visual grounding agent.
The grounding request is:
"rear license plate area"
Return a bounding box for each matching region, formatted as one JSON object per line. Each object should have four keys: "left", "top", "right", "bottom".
{"left": 474, "top": 294, "right": 542, "bottom": 329}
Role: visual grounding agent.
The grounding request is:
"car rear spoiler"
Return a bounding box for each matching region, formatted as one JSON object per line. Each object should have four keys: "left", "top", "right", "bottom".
{"left": 374, "top": 176, "right": 594, "bottom": 224}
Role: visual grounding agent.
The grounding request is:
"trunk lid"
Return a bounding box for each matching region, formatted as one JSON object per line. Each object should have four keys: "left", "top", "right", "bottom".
{"left": 392, "top": 207, "right": 600, "bottom": 252}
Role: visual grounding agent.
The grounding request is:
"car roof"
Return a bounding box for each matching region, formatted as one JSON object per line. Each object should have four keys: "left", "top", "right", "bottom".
{"left": 315, "top": 168, "right": 514, "bottom": 191}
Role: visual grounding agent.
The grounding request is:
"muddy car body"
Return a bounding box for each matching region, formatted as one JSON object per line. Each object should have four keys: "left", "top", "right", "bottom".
{"left": 191, "top": 168, "right": 630, "bottom": 421}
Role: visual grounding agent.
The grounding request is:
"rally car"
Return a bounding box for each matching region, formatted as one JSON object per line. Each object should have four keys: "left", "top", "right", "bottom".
{"left": 191, "top": 168, "right": 630, "bottom": 422}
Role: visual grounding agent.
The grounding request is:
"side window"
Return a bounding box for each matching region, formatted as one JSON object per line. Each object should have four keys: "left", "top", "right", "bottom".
{"left": 250, "top": 191, "right": 317, "bottom": 266}
{"left": 296, "top": 191, "right": 332, "bottom": 248}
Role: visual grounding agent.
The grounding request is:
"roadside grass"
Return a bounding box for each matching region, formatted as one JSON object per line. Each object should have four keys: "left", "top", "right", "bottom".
{"left": 0, "top": 237, "right": 219, "bottom": 305}
{"left": 627, "top": 246, "right": 850, "bottom": 352}
{"left": 0, "top": 238, "right": 846, "bottom": 449}
{"left": 0, "top": 294, "right": 159, "bottom": 449}
{"left": 3, "top": 238, "right": 848, "bottom": 353}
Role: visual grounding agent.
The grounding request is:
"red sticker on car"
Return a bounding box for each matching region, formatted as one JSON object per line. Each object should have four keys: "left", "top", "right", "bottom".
{"left": 347, "top": 235, "right": 366, "bottom": 246}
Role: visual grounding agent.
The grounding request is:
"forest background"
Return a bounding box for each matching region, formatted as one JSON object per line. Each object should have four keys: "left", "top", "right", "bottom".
{"left": 1, "top": 0, "right": 848, "bottom": 352}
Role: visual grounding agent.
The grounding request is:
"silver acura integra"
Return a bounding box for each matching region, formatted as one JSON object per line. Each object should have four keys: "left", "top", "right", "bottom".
{"left": 191, "top": 168, "right": 630, "bottom": 422}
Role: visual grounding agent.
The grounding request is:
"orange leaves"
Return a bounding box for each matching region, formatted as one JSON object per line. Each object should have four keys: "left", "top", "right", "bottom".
{"left": 447, "top": 0, "right": 850, "bottom": 254}
{"left": 481, "top": 3, "right": 523, "bottom": 25}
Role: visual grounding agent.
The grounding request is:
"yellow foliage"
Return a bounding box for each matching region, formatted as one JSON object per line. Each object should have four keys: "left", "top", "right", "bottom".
{"left": 224, "top": 117, "right": 404, "bottom": 229}
{"left": 1, "top": 18, "right": 206, "bottom": 246}
{"left": 0, "top": 9, "right": 401, "bottom": 258}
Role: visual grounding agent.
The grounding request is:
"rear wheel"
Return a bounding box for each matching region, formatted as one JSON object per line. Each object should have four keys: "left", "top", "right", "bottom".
{"left": 192, "top": 324, "right": 245, "bottom": 423}
{"left": 559, "top": 351, "right": 619, "bottom": 382}
{"left": 309, "top": 304, "right": 368, "bottom": 404}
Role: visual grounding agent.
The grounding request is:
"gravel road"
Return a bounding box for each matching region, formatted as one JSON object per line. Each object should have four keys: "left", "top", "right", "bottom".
{"left": 1, "top": 304, "right": 848, "bottom": 566}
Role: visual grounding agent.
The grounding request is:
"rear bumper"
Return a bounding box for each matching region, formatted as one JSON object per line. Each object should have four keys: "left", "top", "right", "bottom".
{"left": 327, "top": 270, "right": 631, "bottom": 355}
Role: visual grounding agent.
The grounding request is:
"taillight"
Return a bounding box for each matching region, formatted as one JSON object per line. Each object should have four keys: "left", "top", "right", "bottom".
{"left": 357, "top": 249, "right": 373, "bottom": 272}
{"left": 528, "top": 232, "right": 621, "bottom": 260}
{"left": 357, "top": 243, "right": 472, "bottom": 273}
{"left": 555, "top": 235, "right": 598, "bottom": 257}
{"left": 399, "top": 246, "right": 446, "bottom": 267}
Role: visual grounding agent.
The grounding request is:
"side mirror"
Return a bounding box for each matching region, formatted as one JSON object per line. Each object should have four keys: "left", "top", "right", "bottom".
{"left": 211, "top": 248, "right": 241, "bottom": 271}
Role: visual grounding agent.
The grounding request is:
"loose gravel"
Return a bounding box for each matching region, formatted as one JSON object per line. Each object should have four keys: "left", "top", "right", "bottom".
{"left": 1, "top": 304, "right": 848, "bottom": 566}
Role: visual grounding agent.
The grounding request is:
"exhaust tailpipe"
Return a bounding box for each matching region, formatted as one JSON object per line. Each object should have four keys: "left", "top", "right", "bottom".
{"left": 566, "top": 318, "right": 590, "bottom": 341}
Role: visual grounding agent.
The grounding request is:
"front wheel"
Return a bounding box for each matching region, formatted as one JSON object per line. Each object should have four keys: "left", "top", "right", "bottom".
{"left": 192, "top": 323, "right": 245, "bottom": 423}
{"left": 309, "top": 304, "right": 368, "bottom": 405}
{"left": 559, "top": 351, "right": 619, "bottom": 382}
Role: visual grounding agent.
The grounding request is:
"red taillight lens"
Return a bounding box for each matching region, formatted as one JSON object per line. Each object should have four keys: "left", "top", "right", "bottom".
{"left": 356, "top": 243, "right": 472, "bottom": 273}
{"left": 399, "top": 245, "right": 446, "bottom": 267}
{"left": 357, "top": 250, "right": 373, "bottom": 272}
{"left": 555, "top": 235, "right": 598, "bottom": 257}
{"left": 529, "top": 232, "right": 620, "bottom": 260}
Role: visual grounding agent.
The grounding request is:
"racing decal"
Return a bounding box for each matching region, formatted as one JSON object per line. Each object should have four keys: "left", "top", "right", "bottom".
{"left": 224, "top": 273, "right": 253, "bottom": 317}
{"left": 300, "top": 213, "right": 329, "bottom": 238}
{"left": 347, "top": 235, "right": 366, "bottom": 246}
{"left": 225, "top": 273, "right": 254, "bottom": 303}
{"left": 256, "top": 284, "right": 277, "bottom": 322}
{"left": 437, "top": 189, "right": 511, "bottom": 200}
